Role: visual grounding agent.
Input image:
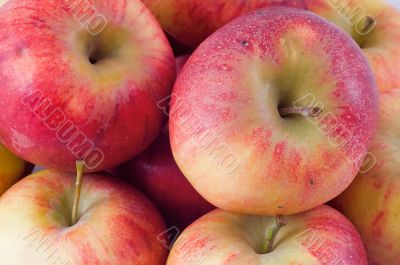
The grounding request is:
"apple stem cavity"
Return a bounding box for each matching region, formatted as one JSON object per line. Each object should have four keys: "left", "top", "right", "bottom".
{"left": 264, "top": 215, "right": 287, "bottom": 253}
{"left": 278, "top": 106, "right": 322, "bottom": 118}
{"left": 72, "top": 160, "right": 85, "bottom": 226}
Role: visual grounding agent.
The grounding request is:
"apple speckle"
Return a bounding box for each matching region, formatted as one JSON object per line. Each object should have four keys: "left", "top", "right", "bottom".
{"left": 241, "top": 40, "right": 249, "bottom": 47}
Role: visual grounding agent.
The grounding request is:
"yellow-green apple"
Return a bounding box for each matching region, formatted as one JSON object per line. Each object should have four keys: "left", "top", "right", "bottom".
{"left": 167, "top": 205, "right": 367, "bottom": 264}
{"left": 141, "top": 0, "right": 308, "bottom": 47}
{"left": 169, "top": 7, "right": 378, "bottom": 216}
{"left": 0, "top": 0, "right": 176, "bottom": 172}
{"left": 120, "top": 130, "right": 214, "bottom": 230}
{"left": 0, "top": 143, "right": 32, "bottom": 195}
{"left": 306, "top": 0, "right": 400, "bottom": 92}
{"left": 332, "top": 88, "right": 400, "bottom": 265}
{"left": 0, "top": 170, "right": 168, "bottom": 265}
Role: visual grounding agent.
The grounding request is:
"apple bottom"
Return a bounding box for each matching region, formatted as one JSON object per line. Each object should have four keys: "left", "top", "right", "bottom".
{"left": 167, "top": 205, "right": 367, "bottom": 265}
{"left": 0, "top": 170, "right": 168, "bottom": 265}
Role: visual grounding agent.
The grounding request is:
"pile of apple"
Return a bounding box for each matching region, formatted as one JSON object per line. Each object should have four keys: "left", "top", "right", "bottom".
{"left": 0, "top": 0, "right": 399, "bottom": 264}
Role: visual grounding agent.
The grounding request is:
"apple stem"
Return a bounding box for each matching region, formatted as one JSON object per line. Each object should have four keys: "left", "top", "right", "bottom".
{"left": 279, "top": 106, "right": 322, "bottom": 118}
{"left": 355, "top": 16, "right": 376, "bottom": 47}
{"left": 71, "top": 160, "right": 85, "bottom": 226}
{"left": 265, "top": 215, "right": 287, "bottom": 253}
{"left": 360, "top": 16, "right": 376, "bottom": 35}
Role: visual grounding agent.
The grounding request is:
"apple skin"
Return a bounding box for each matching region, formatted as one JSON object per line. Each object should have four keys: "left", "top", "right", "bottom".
{"left": 364, "top": 5, "right": 400, "bottom": 92}
{"left": 175, "top": 55, "right": 190, "bottom": 75}
{"left": 331, "top": 88, "right": 400, "bottom": 265}
{"left": 119, "top": 55, "right": 213, "bottom": 230}
{"left": 169, "top": 7, "right": 378, "bottom": 216}
{"left": 0, "top": 143, "right": 32, "bottom": 195}
{"left": 0, "top": 170, "right": 168, "bottom": 265}
{"left": 167, "top": 205, "right": 367, "bottom": 265}
{"left": 143, "top": 0, "right": 400, "bottom": 92}
{"left": 305, "top": 0, "right": 400, "bottom": 92}
{"left": 0, "top": 0, "right": 176, "bottom": 172}
{"left": 142, "top": 0, "right": 308, "bottom": 47}
{"left": 120, "top": 130, "right": 215, "bottom": 230}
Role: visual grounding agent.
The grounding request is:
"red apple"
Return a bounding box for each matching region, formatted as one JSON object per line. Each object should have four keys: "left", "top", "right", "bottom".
{"left": 331, "top": 88, "right": 400, "bottom": 265}
{"left": 169, "top": 7, "right": 378, "bottom": 215}
{"left": 0, "top": 170, "right": 168, "bottom": 264}
{"left": 167, "top": 205, "right": 367, "bottom": 264}
{"left": 0, "top": 0, "right": 176, "bottom": 172}
{"left": 120, "top": 130, "right": 215, "bottom": 230}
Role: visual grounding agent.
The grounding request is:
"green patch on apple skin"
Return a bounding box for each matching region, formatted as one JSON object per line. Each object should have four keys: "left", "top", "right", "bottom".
{"left": 351, "top": 16, "right": 377, "bottom": 48}
{"left": 247, "top": 32, "right": 339, "bottom": 144}
{"left": 50, "top": 188, "right": 74, "bottom": 227}
{"left": 70, "top": 25, "right": 138, "bottom": 89}
{"left": 49, "top": 184, "right": 107, "bottom": 228}
{"left": 85, "top": 26, "right": 130, "bottom": 65}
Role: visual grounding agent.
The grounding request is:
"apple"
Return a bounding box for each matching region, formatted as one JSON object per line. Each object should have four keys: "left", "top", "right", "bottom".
{"left": 120, "top": 130, "right": 215, "bottom": 230}
{"left": 0, "top": 0, "right": 176, "bottom": 172}
{"left": 331, "top": 88, "right": 400, "bottom": 265}
{"left": 0, "top": 169, "right": 168, "bottom": 264}
{"left": 306, "top": 0, "right": 400, "bottom": 92}
{"left": 0, "top": 143, "right": 32, "bottom": 195}
{"left": 167, "top": 205, "right": 367, "bottom": 264}
{"left": 169, "top": 7, "right": 378, "bottom": 216}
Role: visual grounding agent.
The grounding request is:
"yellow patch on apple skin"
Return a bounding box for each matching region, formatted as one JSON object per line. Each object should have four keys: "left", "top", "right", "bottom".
{"left": 0, "top": 143, "right": 26, "bottom": 194}
{"left": 58, "top": 26, "right": 138, "bottom": 127}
